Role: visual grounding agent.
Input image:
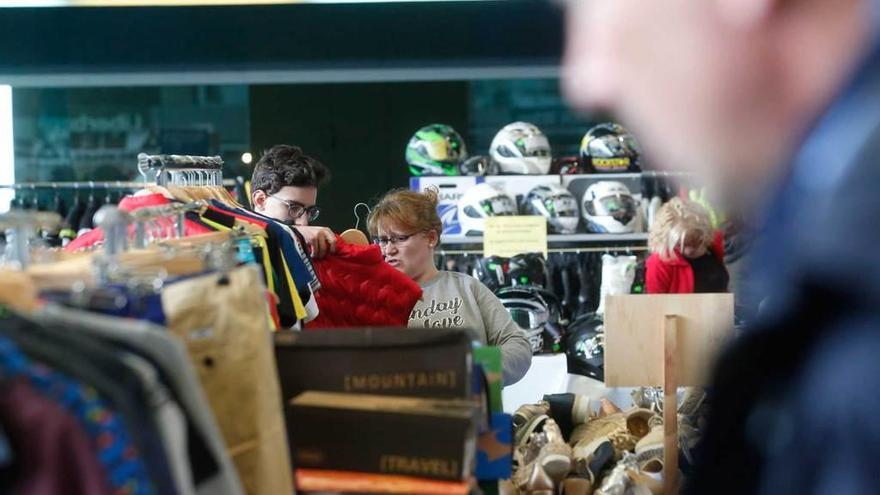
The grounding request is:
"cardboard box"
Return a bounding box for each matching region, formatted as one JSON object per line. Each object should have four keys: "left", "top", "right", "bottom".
{"left": 275, "top": 327, "right": 473, "bottom": 402}
{"left": 409, "top": 176, "right": 481, "bottom": 235}
{"left": 289, "top": 391, "right": 478, "bottom": 481}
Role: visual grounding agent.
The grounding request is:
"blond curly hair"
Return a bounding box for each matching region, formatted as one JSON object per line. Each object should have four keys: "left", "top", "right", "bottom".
{"left": 649, "top": 198, "right": 714, "bottom": 261}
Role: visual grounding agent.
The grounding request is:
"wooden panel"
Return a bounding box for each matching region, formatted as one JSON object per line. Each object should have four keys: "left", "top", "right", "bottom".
{"left": 604, "top": 294, "right": 734, "bottom": 387}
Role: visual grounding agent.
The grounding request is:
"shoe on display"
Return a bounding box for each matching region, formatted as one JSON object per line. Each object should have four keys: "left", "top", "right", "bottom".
{"left": 599, "top": 397, "right": 624, "bottom": 417}
{"left": 525, "top": 464, "right": 555, "bottom": 495}
{"left": 537, "top": 419, "right": 573, "bottom": 485}
{"left": 627, "top": 464, "right": 664, "bottom": 495}
{"left": 625, "top": 408, "right": 657, "bottom": 440}
{"left": 561, "top": 476, "right": 593, "bottom": 495}
{"left": 513, "top": 419, "right": 573, "bottom": 492}
{"left": 678, "top": 387, "right": 708, "bottom": 426}
{"left": 514, "top": 408, "right": 551, "bottom": 447}
{"left": 634, "top": 415, "right": 664, "bottom": 462}
{"left": 542, "top": 393, "right": 591, "bottom": 440}
{"left": 593, "top": 453, "right": 639, "bottom": 495}
{"left": 513, "top": 401, "right": 551, "bottom": 432}
{"left": 569, "top": 413, "right": 634, "bottom": 482}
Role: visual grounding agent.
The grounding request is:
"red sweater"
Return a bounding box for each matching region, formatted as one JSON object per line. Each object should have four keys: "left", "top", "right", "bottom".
{"left": 305, "top": 237, "right": 423, "bottom": 329}
{"left": 646, "top": 232, "right": 725, "bottom": 294}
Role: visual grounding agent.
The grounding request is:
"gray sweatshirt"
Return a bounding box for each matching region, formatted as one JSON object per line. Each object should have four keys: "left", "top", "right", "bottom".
{"left": 408, "top": 271, "right": 533, "bottom": 385}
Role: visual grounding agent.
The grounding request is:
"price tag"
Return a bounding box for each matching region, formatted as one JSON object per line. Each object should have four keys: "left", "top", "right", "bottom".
{"left": 483, "top": 216, "right": 547, "bottom": 258}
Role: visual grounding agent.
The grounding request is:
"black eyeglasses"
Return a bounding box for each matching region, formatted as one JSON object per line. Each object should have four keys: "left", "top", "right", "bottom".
{"left": 373, "top": 232, "right": 420, "bottom": 247}
{"left": 271, "top": 195, "right": 321, "bottom": 222}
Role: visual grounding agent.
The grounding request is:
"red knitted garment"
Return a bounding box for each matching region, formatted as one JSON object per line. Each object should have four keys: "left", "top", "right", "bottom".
{"left": 306, "top": 238, "right": 423, "bottom": 329}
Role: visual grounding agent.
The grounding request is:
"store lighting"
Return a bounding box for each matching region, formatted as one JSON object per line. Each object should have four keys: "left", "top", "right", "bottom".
{"left": 241, "top": 152, "right": 253, "bottom": 165}
{"left": 0, "top": 85, "right": 13, "bottom": 214}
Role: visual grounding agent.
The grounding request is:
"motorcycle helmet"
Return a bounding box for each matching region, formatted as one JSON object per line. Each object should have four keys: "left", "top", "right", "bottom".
{"left": 565, "top": 313, "right": 605, "bottom": 380}
{"left": 406, "top": 124, "right": 468, "bottom": 176}
{"left": 457, "top": 183, "right": 517, "bottom": 236}
{"left": 459, "top": 155, "right": 499, "bottom": 176}
{"left": 580, "top": 122, "right": 642, "bottom": 173}
{"left": 489, "top": 122, "right": 552, "bottom": 175}
{"left": 521, "top": 184, "right": 580, "bottom": 235}
{"left": 508, "top": 252, "right": 548, "bottom": 288}
{"left": 473, "top": 255, "right": 510, "bottom": 291}
{"left": 582, "top": 181, "right": 638, "bottom": 234}
{"left": 496, "top": 286, "right": 563, "bottom": 354}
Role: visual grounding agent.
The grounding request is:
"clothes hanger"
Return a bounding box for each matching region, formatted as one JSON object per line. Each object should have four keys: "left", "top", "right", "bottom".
{"left": 340, "top": 202, "right": 371, "bottom": 246}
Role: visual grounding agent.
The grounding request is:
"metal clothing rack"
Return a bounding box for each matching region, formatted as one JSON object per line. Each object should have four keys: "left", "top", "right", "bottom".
{"left": 0, "top": 179, "right": 238, "bottom": 190}
{"left": 436, "top": 245, "right": 649, "bottom": 256}
{"left": 137, "top": 153, "right": 225, "bottom": 187}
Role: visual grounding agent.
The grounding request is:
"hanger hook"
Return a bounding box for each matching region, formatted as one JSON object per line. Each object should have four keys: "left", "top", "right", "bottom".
{"left": 353, "top": 202, "right": 371, "bottom": 231}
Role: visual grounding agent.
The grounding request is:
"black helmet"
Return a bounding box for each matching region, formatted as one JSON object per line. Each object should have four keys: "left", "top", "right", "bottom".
{"left": 459, "top": 155, "right": 499, "bottom": 176}
{"left": 496, "top": 285, "right": 564, "bottom": 354}
{"left": 565, "top": 313, "right": 605, "bottom": 380}
{"left": 580, "top": 122, "right": 642, "bottom": 173}
{"left": 473, "top": 255, "right": 510, "bottom": 291}
{"left": 521, "top": 184, "right": 580, "bottom": 235}
{"left": 508, "top": 252, "right": 548, "bottom": 288}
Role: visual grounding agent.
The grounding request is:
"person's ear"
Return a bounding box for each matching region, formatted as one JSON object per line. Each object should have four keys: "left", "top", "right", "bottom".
{"left": 252, "top": 190, "right": 268, "bottom": 211}
{"left": 426, "top": 230, "right": 439, "bottom": 248}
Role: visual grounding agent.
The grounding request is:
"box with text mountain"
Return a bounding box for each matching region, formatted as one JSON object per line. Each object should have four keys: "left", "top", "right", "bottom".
{"left": 289, "top": 391, "right": 478, "bottom": 481}
{"left": 274, "top": 327, "right": 473, "bottom": 402}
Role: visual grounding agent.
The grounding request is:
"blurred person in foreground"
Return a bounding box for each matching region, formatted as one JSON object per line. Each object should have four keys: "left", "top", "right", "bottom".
{"left": 563, "top": 0, "right": 880, "bottom": 493}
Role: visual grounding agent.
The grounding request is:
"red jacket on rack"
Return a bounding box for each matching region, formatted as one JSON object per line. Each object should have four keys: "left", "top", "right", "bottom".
{"left": 646, "top": 231, "right": 725, "bottom": 294}
{"left": 64, "top": 193, "right": 213, "bottom": 251}
{"left": 305, "top": 237, "right": 423, "bottom": 329}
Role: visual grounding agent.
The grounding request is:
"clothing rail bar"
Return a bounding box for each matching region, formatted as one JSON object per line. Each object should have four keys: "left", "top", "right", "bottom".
{"left": 0, "top": 179, "right": 238, "bottom": 189}
{"left": 436, "top": 246, "right": 649, "bottom": 255}
{"left": 137, "top": 153, "right": 223, "bottom": 172}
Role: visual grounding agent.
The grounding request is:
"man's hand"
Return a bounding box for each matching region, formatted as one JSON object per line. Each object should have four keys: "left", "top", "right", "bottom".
{"left": 295, "top": 226, "right": 337, "bottom": 258}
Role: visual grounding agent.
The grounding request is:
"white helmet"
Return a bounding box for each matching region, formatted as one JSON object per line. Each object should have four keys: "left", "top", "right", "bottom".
{"left": 490, "top": 122, "right": 552, "bottom": 175}
{"left": 521, "top": 183, "right": 580, "bottom": 234}
{"left": 457, "top": 183, "right": 517, "bottom": 236}
{"left": 582, "top": 181, "right": 638, "bottom": 234}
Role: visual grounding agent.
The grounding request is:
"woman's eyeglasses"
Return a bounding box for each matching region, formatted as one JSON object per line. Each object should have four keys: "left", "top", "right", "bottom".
{"left": 271, "top": 195, "right": 321, "bottom": 222}
{"left": 373, "top": 233, "right": 420, "bottom": 247}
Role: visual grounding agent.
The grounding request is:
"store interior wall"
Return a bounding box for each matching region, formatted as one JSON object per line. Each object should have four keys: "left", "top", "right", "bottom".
{"left": 249, "top": 82, "right": 470, "bottom": 233}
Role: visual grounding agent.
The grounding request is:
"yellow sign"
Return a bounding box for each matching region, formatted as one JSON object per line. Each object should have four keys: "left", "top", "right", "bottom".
{"left": 483, "top": 216, "right": 547, "bottom": 258}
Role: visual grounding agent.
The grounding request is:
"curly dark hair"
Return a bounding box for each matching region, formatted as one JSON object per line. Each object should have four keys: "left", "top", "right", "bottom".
{"left": 251, "top": 144, "right": 330, "bottom": 195}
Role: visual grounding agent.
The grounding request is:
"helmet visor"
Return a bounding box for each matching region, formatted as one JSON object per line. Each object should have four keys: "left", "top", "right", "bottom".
{"left": 479, "top": 196, "right": 516, "bottom": 216}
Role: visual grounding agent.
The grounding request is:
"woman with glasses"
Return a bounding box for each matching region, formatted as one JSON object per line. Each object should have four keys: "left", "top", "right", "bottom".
{"left": 368, "top": 188, "right": 532, "bottom": 385}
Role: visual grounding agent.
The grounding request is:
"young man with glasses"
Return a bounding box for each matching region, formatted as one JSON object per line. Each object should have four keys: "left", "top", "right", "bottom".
{"left": 251, "top": 145, "right": 337, "bottom": 258}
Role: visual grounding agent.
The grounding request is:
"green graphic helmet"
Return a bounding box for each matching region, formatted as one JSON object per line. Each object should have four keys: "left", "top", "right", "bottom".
{"left": 406, "top": 124, "right": 468, "bottom": 176}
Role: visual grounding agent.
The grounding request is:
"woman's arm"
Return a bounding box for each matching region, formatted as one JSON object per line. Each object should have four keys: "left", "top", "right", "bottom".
{"left": 474, "top": 283, "right": 533, "bottom": 385}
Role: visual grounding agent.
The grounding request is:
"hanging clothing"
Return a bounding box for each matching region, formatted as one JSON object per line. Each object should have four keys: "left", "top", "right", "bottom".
{"left": 0, "top": 332, "right": 156, "bottom": 495}
{"left": 65, "top": 193, "right": 214, "bottom": 252}
{"left": 0, "top": 377, "right": 114, "bottom": 495}
{"left": 160, "top": 266, "right": 292, "bottom": 495}
{"left": 305, "top": 237, "right": 423, "bottom": 329}
{"left": 37, "top": 304, "right": 245, "bottom": 495}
